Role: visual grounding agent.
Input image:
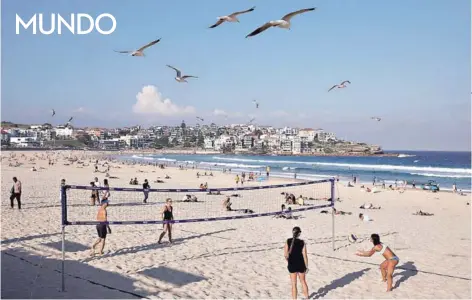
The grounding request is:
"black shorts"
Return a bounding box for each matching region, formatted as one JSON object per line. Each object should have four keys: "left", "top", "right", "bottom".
{"left": 96, "top": 224, "right": 107, "bottom": 239}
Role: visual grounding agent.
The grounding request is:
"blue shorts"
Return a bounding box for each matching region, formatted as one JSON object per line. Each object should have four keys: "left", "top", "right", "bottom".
{"left": 390, "top": 256, "right": 400, "bottom": 261}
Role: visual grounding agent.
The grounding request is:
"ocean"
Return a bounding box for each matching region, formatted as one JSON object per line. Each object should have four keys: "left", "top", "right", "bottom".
{"left": 121, "top": 151, "right": 471, "bottom": 191}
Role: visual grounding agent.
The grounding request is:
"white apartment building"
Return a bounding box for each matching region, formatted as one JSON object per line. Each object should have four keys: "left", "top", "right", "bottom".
{"left": 298, "top": 128, "right": 316, "bottom": 142}
{"left": 317, "top": 131, "right": 336, "bottom": 142}
{"left": 10, "top": 136, "right": 39, "bottom": 147}
{"left": 292, "top": 136, "right": 301, "bottom": 154}
{"left": 281, "top": 139, "right": 292, "bottom": 153}
{"left": 204, "top": 138, "right": 214, "bottom": 149}
{"left": 55, "top": 126, "right": 73, "bottom": 137}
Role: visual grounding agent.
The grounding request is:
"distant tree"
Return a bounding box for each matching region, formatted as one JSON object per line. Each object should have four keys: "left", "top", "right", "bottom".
{"left": 197, "top": 133, "right": 205, "bottom": 148}
{"left": 154, "top": 136, "right": 169, "bottom": 148}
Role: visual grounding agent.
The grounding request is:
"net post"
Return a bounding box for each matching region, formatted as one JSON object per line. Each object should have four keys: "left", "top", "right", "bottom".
{"left": 330, "top": 178, "right": 335, "bottom": 251}
{"left": 60, "top": 185, "right": 67, "bottom": 292}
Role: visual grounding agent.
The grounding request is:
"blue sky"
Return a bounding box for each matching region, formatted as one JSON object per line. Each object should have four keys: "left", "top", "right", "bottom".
{"left": 2, "top": 0, "right": 470, "bottom": 151}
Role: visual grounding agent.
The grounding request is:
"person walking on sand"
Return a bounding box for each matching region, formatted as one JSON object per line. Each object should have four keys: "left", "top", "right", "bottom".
{"left": 143, "top": 179, "right": 150, "bottom": 203}
{"left": 284, "top": 226, "right": 309, "bottom": 299}
{"left": 355, "top": 233, "right": 399, "bottom": 292}
{"left": 235, "top": 174, "right": 240, "bottom": 185}
{"left": 158, "top": 198, "right": 174, "bottom": 244}
{"left": 90, "top": 199, "right": 110, "bottom": 256}
{"left": 266, "top": 166, "right": 271, "bottom": 178}
{"left": 10, "top": 177, "right": 22, "bottom": 209}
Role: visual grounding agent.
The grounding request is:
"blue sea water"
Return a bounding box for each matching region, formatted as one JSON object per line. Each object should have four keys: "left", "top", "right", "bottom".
{"left": 122, "top": 151, "right": 471, "bottom": 191}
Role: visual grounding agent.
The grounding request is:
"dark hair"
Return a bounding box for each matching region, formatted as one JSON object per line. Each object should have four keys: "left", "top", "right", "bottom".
{"left": 281, "top": 204, "right": 286, "bottom": 210}
{"left": 13, "top": 177, "right": 17, "bottom": 181}
{"left": 104, "top": 179, "right": 109, "bottom": 186}
{"left": 288, "top": 227, "right": 302, "bottom": 255}
{"left": 371, "top": 233, "right": 381, "bottom": 245}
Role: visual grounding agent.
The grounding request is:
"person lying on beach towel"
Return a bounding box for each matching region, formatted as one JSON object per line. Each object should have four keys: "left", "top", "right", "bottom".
{"left": 360, "top": 203, "right": 381, "bottom": 209}
{"left": 154, "top": 179, "right": 165, "bottom": 183}
{"left": 334, "top": 208, "right": 352, "bottom": 215}
{"left": 230, "top": 194, "right": 242, "bottom": 198}
{"left": 413, "top": 210, "right": 434, "bottom": 216}
{"left": 207, "top": 191, "right": 222, "bottom": 195}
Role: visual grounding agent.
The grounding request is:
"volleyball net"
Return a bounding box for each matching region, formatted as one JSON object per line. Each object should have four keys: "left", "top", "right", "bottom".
{"left": 61, "top": 179, "right": 335, "bottom": 225}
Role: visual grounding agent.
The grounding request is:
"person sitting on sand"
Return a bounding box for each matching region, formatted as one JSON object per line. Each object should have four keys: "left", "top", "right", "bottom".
{"left": 204, "top": 182, "right": 208, "bottom": 189}
{"left": 359, "top": 213, "right": 373, "bottom": 221}
{"left": 199, "top": 183, "right": 205, "bottom": 189}
{"left": 129, "top": 178, "right": 134, "bottom": 185}
{"left": 297, "top": 195, "right": 305, "bottom": 206}
{"left": 223, "top": 197, "right": 232, "bottom": 211}
{"left": 165, "top": 175, "right": 171, "bottom": 179}
{"left": 413, "top": 210, "right": 434, "bottom": 216}
{"left": 275, "top": 204, "right": 287, "bottom": 218}
{"left": 356, "top": 233, "right": 399, "bottom": 292}
{"left": 347, "top": 182, "right": 354, "bottom": 187}
{"left": 133, "top": 178, "right": 139, "bottom": 185}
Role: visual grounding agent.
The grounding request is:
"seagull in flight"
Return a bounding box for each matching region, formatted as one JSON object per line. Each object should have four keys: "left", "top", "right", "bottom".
{"left": 51, "top": 109, "right": 55, "bottom": 117}
{"left": 371, "top": 117, "right": 381, "bottom": 121}
{"left": 209, "top": 6, "right": 256, "bottom": 28}
{"left": 328, "top": 80, "right": 351, "bottom": 92}
{"left": 167, "top": 65, "right": 198, "bottom": 83}
{"left": 114, "top": 39, "right": 161, "bottom": 57}
{"left": 196, "top": 117, "right": 204, "bottom": 122}
{"left": 68, "top": 117, "right": 73, "bottom": 122}
{"left": 248, "top": 117, "right": 256, "bottom": 124}
{"left": 246, "top": 7, "right": 316, "bottom": 38}
{"left": 252, "top": 100, "right": 259, "bottom": 108}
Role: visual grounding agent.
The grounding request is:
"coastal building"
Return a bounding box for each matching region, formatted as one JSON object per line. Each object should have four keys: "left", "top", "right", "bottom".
{"left": 55, "top": 126, "right": 73, "bottom": 138}
{"left": 10, "top": 136, "right": 39, "bottom": 147}
{"left": 298, "top": 128, "right": 316, "bottom": 142}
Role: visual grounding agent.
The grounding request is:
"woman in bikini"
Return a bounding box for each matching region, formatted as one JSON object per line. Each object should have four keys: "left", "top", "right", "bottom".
{"left": 158, "top": 198, "right": 173, "bottom": 244}
{"left": 355, "top": 233, "right": 399, "bottom": 292}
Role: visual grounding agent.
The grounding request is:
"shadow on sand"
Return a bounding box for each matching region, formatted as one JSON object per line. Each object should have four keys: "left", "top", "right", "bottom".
{"left": 393, "top": 261, "right": 418, "bottom": 289}
{"left": 310, "top": 268, "right": 371, "bottom": 299}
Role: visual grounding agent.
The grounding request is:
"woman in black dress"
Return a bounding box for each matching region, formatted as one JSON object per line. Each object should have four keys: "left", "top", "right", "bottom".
{"left": 284, "top": 226, "right": 309, "bottom": 299}
{"left": 158, "top": 198, "right": 173, "bottom": 244}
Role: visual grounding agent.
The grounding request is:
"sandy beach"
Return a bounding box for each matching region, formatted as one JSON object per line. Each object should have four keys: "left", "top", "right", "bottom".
{"left": 1, "top": 150, "right": 470, "bottom": 299}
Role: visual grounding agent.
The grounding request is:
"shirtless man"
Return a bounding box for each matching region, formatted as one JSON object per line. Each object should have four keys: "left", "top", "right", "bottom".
{"left": 90, "top": 200, "right": 110, "bottom": 256}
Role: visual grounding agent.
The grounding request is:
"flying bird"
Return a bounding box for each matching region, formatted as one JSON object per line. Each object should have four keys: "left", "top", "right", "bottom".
{"left": 196, "top": 117, "right": 204, "bottom": 122}
{"left": 114, "top": 38, "right": 161, "bottom": 57}
{"left": 371, "top": 117, "right": 381, "bottom": 121}
{"left": 328, "top": 80, "right": 351, "bottom": 92}
{"left": 51, "top": 109, "right": 55, "bottom": 117}
{"left": 209, "top": 6, "right": 256, "bottom": 28}
{"left": 68, "top": 117, "right": 73, "bottom": 122}
{"left": 252, "top": 100, "right": 259, "bottom": 108}
{"left": 246, "top": 7, "right": 316, "bottom": 38}
{"left": 167, "top": 65, "right": 198, "bottom": 83}
{"left": 249, "top": 117, "right": 256, "bottom": 124}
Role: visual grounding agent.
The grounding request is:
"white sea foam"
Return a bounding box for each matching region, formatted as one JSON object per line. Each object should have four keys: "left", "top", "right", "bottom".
{"left": 409, "top": 173, "right": 471, "bottom": 179}
{"left": 211, "top": 156, "right": 471, "bottom": 175}
{"left": 199, "top": 161, "right": 263, "bottom": 169}
{"left": 398, "top": 154, "right": 416, "bottom": 158}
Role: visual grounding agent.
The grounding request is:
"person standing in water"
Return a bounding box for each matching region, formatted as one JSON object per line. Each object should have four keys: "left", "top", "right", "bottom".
{"left": 355, "top": 233, "right": 399, "bottom": 292}
{"left": 284, "top": 226, "right": 309, "bottom": 299}
{"left": 158, "top": 198, "right": 173, "bottom": 244}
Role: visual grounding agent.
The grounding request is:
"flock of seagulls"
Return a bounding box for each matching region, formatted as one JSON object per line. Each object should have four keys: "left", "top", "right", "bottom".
{"left": 47, "top": 6, "right": 382, "bottom": 127}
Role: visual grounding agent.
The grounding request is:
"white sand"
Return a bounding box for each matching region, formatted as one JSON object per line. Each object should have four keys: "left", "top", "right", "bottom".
{"left": 1, "top": 150, "right": 470, "bottom": 299}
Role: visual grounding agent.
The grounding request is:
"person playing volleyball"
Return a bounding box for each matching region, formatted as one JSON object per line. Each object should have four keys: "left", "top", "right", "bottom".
{"left": 158, "top": 198, "right": 173, "bottom": 244}
{"left": 355, "top": 233, "right": 399, "bottom": 292}
{"left": 284, "top": 226, "right": 309, "bottom": 299}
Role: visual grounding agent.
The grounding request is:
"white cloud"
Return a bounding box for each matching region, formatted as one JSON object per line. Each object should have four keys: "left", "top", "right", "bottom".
{"left": 74, "top": 107, "right": 85, "bottom": 113}
{"left": 213, "top": 109, "right": 228, "bottom": 117}
{"left": 133, "top": 85, "right": 195, "bottom": 116}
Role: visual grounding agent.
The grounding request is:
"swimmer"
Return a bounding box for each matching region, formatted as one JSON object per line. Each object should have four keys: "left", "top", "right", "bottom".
{"left": 355, "top": 233, "right": 399, "bottom": 292}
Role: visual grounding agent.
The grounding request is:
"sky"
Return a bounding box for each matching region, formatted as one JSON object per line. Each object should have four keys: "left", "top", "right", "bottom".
{"left": 1, "top": 0, "right": 471, "bottom": 151}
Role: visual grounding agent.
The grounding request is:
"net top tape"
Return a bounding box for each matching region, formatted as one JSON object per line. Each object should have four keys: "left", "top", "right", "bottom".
{"left": 64, "top": 178, "right": 333, "bottom": 193}
{"left": 67, "top": 203, "right": 333, "bottom": 225}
